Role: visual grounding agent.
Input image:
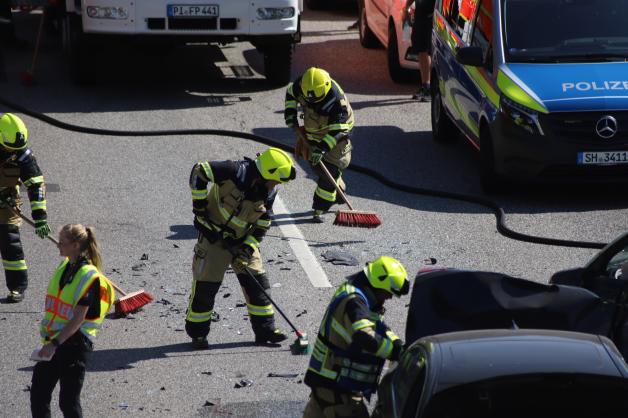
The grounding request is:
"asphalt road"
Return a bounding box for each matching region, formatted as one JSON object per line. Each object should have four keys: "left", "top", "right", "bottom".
{"left": 1, "top": 4, "right": 627, "bottom": 417}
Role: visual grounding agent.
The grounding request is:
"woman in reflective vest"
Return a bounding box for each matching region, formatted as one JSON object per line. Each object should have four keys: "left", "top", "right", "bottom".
{"left": 303, "top": 256, "right": 410, "bottom": 418}
{"left": 30, "top": 224, "right": 114, "bottom": 418}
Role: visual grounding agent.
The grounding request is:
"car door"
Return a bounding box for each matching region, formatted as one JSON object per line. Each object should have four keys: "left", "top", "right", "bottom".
{"left": 366, "top": 0, "right": 390, "bottom": 42}
{"left": 460, "top": 0, "right": 500, "bottom": 147}
{"left": 448, "top": 0, "right": 485, "bottom": 144}
{"left": 434, "top": 0, "right": 472, "bottom": 136}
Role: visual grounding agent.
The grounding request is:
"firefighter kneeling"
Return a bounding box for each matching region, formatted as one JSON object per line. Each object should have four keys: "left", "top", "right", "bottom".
{"left": 185, "top": 147, "right": 296, "bottom": 349}
{"left": 303, "top": 256, "right": 409, "bottom": 418}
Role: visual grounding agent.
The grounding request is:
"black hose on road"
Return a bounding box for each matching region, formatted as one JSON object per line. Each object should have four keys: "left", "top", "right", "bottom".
{"left": 0, "top": 96, "right": 608, "bottom": 250}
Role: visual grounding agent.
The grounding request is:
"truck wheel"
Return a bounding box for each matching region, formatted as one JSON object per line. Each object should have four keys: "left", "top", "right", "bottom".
{"left": 479, "top": 127, "right": 505, "bottom": 193}
{"left": 358, "top": 0, "right": 379, "bottom": 48}
{"left": 264, "top": 45, "right": 293, "bottom": 86}
{"left": 430, "top": 77, "right": 457, "bottom": 143}
{"left": 305, "top": 0, "right": 328, "bottom": 10}
{"left": 387, "top": 24, "right": 413, "bottom": 83}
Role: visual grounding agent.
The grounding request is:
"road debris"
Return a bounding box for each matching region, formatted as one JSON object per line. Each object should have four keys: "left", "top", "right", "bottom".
{"left": 321, "top": 250, "right": 359, "bottom": 266}
{"left": 234, "top": 379, "right": 253, "bottom": 388}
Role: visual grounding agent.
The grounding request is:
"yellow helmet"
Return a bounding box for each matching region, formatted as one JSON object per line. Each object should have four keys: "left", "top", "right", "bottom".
{"left": 300, "top": 67, "right": 332, "bottom": 103}
{"left": 255, "top": 147, "right": 296, "bottom": 183}
{"left": 0, "top": 113, "right": 28, "bottom": 151}
{"left": 364, "top": 256, "right": 409, "bottom": 297}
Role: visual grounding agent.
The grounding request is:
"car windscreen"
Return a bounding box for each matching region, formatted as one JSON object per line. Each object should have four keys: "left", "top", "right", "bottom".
{"left": 423, "top": 373, "right": 628, "bottom": 418}
{"left": 502, "top": 0, "right": 628, "bottom": 63}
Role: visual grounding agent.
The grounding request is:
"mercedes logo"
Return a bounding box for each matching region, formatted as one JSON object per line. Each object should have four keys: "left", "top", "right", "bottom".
{"left": 595, "top": 115, "right": 618, "bottom": 139}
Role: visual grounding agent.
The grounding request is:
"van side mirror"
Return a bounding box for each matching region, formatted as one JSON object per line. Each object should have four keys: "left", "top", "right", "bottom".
{"left": 456, "top": 46, "right": 485, "bottom": 67}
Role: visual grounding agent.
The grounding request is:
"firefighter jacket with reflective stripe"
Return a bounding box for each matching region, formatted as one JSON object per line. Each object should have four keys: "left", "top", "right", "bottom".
{"left": 284, "top": 78, "right": 354, "bottom": 153}
{"left": 0, "top": 148, "right": 47, "bottom": 220}
{"left": 39, "top": 258, "right": 114, "bottom": 343}
{"left": 189, "top": 158, "right": 275, "bottom": 253}
{"left": 305, "top": 279, "right": 400, "bottom": 396}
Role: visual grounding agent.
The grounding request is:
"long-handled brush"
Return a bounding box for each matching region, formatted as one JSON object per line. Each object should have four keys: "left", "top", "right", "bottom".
{"left": 318, "top": 161, "right": 381, "bottom": 228}
{"left": 20, "top": 9, "right": 45, "bottom": 86}
{"left": 11, "top": 207, "right": 153, "bottom": 315}
{"left": 241, "top": 266, "right": 311, "bottom": 355}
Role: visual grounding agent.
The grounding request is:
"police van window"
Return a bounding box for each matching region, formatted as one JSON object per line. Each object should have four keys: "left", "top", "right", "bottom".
{"left": 441, "top": 0, "right": 478, "bottom": 39}
{"left": 471, "top": 0, "right": 493, "bottom": 71}
{"left": 504, "top": 0, "right": 628, "bottom": 63}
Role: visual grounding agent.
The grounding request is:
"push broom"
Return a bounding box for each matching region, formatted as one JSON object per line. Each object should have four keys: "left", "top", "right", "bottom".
{"left": 11, "top": 207, "right": 153, "bottom": 315}
{"left": 241, "top": 266, "right": 311, "bottom": 355}
{"left": 318, "top": 161, "right": 382, "bottom": 228}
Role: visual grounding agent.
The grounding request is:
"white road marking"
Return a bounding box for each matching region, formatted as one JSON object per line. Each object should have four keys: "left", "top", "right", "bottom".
{"left": 273, "top": 196, "right": 332, "bottom": 288}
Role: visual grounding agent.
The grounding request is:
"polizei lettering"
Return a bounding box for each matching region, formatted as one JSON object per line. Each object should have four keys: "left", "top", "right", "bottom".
{"left": 562, "top": 81, "right": 628, "bottom": 92}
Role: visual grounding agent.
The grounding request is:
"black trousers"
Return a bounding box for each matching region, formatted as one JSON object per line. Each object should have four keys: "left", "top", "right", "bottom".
{"left": 0, "top": 224, "right": 28, "bottom": 292}
{"left": 31, "top": 343, "right": 90, "bottom": 418}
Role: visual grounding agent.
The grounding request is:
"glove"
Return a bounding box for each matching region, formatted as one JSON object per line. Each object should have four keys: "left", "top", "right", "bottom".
{"left": 232, "top": 245, "right": 254, "bottom": 270}
{"left": 34, "top": 219, "right": 51, "bottom": 239}
{"left": 390, "top": 339, "right": 405, "bottom": 362}
{"left": 310, "top": 147, "right": 325, "bottom": 166}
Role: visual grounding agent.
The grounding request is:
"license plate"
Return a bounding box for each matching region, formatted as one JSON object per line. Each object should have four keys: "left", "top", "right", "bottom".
{"left": 577, "top": 151, "right": 628, "bottom": 165}
{"left": 167, "top": 5, "right": 219, "bottom": 17}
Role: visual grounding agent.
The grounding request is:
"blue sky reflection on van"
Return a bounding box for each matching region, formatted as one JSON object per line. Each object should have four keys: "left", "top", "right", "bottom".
{"left": 504, "top": 64, "right": 628, "bottom": 112}
{"left": 431, "top": 0, "right": 628, "bottom": 191}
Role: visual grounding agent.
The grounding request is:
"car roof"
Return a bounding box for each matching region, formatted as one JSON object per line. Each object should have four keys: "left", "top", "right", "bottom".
{"left": 420, "top": 329, "right": 627, "bottom": 390}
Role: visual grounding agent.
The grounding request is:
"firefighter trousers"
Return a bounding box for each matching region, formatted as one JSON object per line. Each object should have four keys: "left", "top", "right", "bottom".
{"left": 308, "top": 139, "right": 352, "bottom": 212}
{"left": 302, "top": 387, "right": 369, "bottom": 418}
{"left": 0, "top": 223, "right": 28, "bottom": 293}
{"left": 185, "top": 234, "right": 277, "bottom": 339}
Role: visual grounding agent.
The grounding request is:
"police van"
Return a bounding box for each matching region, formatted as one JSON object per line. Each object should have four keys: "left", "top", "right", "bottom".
{"left": 430, "top": 0, "right": 628, "bottom": 191}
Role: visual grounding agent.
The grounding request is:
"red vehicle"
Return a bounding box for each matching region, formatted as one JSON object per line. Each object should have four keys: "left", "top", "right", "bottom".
{"left": 359, "top": 0, "right": 420, "bottom": 82}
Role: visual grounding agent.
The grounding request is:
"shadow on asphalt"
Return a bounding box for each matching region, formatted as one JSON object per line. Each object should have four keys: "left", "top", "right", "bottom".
{"left": 166, "top": 225, "right": 367, "bottom": 247}
{"left": 85, "top": 342, "right": 290, "bottom": 372}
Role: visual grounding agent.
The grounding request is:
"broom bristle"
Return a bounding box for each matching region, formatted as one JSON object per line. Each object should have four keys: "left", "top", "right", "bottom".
{"left": 333, "top": 210, "right": 381, "bottom": 228}
{"left": 290, "top": 331, "right": 312, "bottom": 355}
{"left": 114, "top": 290, "right": 154, "bottom": 316}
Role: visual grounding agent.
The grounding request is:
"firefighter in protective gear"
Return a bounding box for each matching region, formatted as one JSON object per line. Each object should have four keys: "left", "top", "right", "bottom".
{"left": 185, "top": 147, "right": 297, "bottom": 349}
{"left": 284, "top": 67, "right": 354, "bottom": 223}
{"left": 0, "top": 113, "right": 50, "bottom": 303}
{"left": 31, "top": 224, "right": 114, "bottom": 418}
{"left": 303, "top": 256, "right": 410, "bottom": 418}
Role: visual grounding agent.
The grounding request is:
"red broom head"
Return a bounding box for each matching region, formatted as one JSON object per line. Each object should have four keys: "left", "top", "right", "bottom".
{"left": 333, "top": 210, "right": 381, "bottom": 228}
{"left": 114, "top": 290, "right": 154, "bottom": 316}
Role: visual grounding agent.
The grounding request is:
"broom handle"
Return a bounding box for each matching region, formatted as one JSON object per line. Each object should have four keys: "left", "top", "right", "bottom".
{"left": 240, "top": 264, "right": 301, "bottom": 335}
{"left": 29, "top": 11, "right": 45, "bottom": 73}
{"left": 318, "top": 161, "right": 355, "bottom": 211}
{"left": 9, "top": 206, "right": 129, "bottom": 296}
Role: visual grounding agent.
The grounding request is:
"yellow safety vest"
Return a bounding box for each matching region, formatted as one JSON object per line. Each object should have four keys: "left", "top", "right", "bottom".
{"left": 39, "top": 259, "right": 114, "bottom": 343}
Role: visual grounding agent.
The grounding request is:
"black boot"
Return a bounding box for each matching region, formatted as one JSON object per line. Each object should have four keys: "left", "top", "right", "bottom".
{"left": 254, "top": 328, "right": 288, "bottom": 344}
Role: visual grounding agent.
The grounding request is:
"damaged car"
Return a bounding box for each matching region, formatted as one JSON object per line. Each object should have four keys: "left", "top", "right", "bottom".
{"left": 373, "top": 231, "right": 628, "bottom": 417}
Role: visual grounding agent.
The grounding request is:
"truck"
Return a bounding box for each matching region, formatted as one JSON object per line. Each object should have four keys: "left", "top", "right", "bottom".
{"left": 54, "top": 0, "right": 302, "bottom": 85}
